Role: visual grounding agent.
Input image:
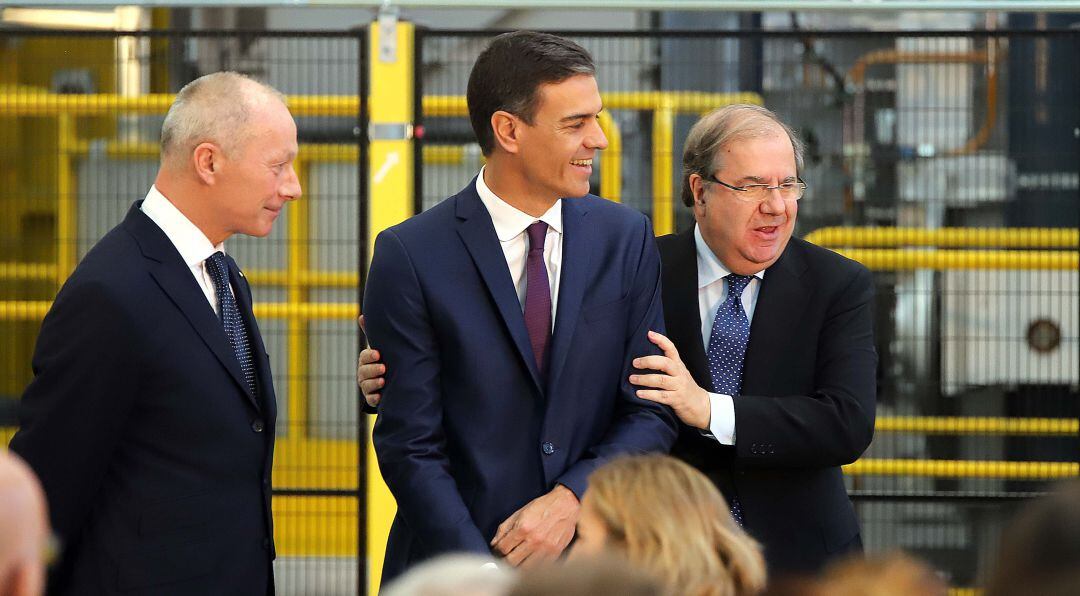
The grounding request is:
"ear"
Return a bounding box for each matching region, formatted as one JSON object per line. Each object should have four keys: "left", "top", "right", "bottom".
{"left": 490, "top": 110, "right": 522, "bottom": 155}
{"left": 689, "top": 173, "right": 707, "bottom": 214}
{"left": 192, "top": 142, "right": 221, "bottom": 185}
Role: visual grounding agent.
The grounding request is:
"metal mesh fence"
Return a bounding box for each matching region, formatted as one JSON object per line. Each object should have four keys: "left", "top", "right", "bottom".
{"left": 418, "top": 28, "right": 1080, "bottom": 589}
{"left": 0, "top": 29, "right": 367, "bottom": 595}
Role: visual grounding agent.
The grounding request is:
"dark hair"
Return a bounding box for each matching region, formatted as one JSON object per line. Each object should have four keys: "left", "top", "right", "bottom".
{"left": 985, "top": 480, "right": 1080, "bottom": 596}
{"left": 467, "top": 31, "right": 595, "bottom": 155}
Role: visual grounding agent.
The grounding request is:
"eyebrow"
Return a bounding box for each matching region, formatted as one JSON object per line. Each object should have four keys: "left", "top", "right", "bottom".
{"left": 560, "top": 108, "right": 603, "bottom": 123}
{"left": 737, "top": 174, "right": 798, "bottom": 184}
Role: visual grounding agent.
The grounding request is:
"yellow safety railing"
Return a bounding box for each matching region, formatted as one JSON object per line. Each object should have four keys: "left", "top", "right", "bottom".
{"left": 805, "top": 227, "right": 1079, "bottom": 249}
{"left": 843, "top": 459, "right": 1079, "bottom": 480}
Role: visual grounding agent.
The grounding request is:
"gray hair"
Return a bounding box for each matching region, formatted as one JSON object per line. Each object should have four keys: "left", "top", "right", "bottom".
{"left": 380, "top": 554, "right": 516, "bottom": 596}
{"left": 680, "top": 103, "right": 805, "bottom": 207}
{"left": 160, "top": 71, "right": 286, "bottom": 163}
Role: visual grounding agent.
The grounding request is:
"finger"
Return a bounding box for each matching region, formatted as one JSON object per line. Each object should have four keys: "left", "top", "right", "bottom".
{"left": 358, "top": 314, "right": 366, "bottom": 333}
{"left": 359, "top": 349, "right": 381, "bottom": 366}
{"left": 358, "top": 362, "right": 385, "bottom": 381}
{"left": 647, "top": 330, "right": 681, "bottom": 361}
{"left": 503, "top": 541, "right": 535, "bottom": 567}
{"left": 632, "top": 355, "right": 676, "bottom": 374}
{"left": 491, "top": 516, "right": 516, "bottom": 548}
{"left": 628, "top": 373, "right": 670, "bottom": 390}
{"left": 363, "top": 393, "right": 380, "bottom": 408}
{"left": 635, "top": 389, "right": 670, "bottom": 404}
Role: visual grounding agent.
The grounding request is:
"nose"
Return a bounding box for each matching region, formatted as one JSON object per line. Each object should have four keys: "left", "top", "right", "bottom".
{"left": 759, "top": 191, "right": 787, "bottom": 215}
{"left": 281, "top": 163, "right": 302, "bottom": 201}
{"left": 586, "top": 119, "right": 608, "bottom": 151}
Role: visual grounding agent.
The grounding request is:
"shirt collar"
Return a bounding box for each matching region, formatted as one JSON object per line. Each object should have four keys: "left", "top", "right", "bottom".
{"left": 694, "top": 223, "right": 764, "bottom": 289}
{"left": 475, "top": 166, "right": 563, "bottom": 242}
{"left": 141, "top": 185, "right": 224, "bottom": 268}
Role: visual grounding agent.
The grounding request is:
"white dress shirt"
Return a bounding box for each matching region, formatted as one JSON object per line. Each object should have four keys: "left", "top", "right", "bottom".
{"left": 140, "top": 185, "right": 228, "bottom": 316}
{"left": 695, "top": 224, "right": 765, "bottom": 445}
{"left": 475, "top": 167, "right": 562, "bottom": 325}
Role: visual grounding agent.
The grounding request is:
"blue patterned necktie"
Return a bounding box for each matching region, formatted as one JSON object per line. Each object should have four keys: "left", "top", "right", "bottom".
{"left": 706, "top": 273, "right": 754, "bottom": 526}
{"left": 205, "top": 252, "right": 257, "bottom": 396}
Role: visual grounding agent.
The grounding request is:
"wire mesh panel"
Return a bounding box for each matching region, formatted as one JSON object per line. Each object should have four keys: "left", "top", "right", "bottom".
{"left": 418, "top": 28, "right": 1079, "bottom": 590}
{"left": 0, "top": 29, "right": 367, "bottom": 595}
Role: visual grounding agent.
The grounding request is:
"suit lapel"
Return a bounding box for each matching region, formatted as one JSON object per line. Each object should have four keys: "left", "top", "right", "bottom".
{"left": 546, "top": 198, "right": 590, "bottom": 393}
{"left": 455, "top": 185, "right": 544, "bottom": 392}
{"left": 123, "top": 203, "right": 260, "bottom": 409}
{"left": 659, "top": 229, "right": 710, "bottom": 389}
{"left": 742, "top": 241, "right": 810, "bottom": 393}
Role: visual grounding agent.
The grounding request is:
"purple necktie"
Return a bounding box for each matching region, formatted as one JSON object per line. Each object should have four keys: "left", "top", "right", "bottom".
{"left": 524, "top": 221, "right": 552, "bottom": 372}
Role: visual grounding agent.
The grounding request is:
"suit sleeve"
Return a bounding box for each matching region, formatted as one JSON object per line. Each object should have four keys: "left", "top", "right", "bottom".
{"left": 364, "top": 229, "right": 490, "bottom": 555}
{"left": 556, "top": 217, "right": 679, "bottom": 497}
{"left": 9, "top": 278, "right": 140, "bottom": 549}
{"left": 734, "top": 265, "right": 877, "bottom": 468}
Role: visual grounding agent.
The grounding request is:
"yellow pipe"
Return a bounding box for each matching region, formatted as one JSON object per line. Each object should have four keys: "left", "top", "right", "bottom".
{"left": 843, "top": 458, "right": 1079, "bottom": 479}
{"left": 834, "top": 248, "right": 1078, "bottom": 271}
{"left": 805, "top": 227, "right": 1079, "bottom": 249}
{"left": 0, "top": 301, "right": 359, "bottom": 322}
{"left": 652, "top": 103, "right": 676, "bottom": 235}
{"left": 876, "top": 416, "right": 1078, "bottom": 436}
{"left": 0, "top": 263, "right": 57, "bottom": 282}
{"left": 56, "top": 113, "right": 76, "bottom": 286}
{"left": 68, "top": 140, "right": 467, "bottom": 166}
{"left": 597, "top": 110, "right": 621, "bottom": 203}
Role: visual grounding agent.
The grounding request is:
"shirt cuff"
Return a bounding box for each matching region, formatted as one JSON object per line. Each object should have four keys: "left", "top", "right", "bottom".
{"left": 700, "top": 392, "right": 736, "bottom": 445}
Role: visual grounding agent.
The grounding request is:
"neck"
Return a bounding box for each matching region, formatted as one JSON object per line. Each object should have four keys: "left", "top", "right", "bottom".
{"left": 154, "top": 171, "right": 229, "bottom": 246}
{"left": 483, "top": 158, "right": 557, "bottom": 218}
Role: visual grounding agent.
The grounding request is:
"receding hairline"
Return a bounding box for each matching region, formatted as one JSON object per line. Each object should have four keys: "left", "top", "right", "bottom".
{"left": 160, "top": 72, "right": 288, "bottom": 163}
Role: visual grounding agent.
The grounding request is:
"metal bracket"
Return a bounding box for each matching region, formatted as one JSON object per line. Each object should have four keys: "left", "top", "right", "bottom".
{"left": 368, "top": 122, "right": 414, "bottom": 141}
{"left": 378, "top": 1, "right": 398, "bottom": 63}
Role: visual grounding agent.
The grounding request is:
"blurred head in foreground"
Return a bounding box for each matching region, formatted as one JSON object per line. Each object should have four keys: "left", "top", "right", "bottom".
{"left": 0, "top": 450, "right": 50, "bottom": 596}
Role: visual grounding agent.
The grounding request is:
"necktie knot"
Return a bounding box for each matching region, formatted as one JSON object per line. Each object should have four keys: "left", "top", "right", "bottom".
{"left": 726, "top": 274, "right": 753, "bottom": 301}
{"left": 205, "top": 251, "right": 228, "bottom": 280}
{"left": 526, "top": 221, "right": 548, "bottom": 253}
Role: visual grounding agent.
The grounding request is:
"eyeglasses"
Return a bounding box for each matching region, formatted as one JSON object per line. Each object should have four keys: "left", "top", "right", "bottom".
{"left": 703, "top": 174, "right": 807, "bottom": 203}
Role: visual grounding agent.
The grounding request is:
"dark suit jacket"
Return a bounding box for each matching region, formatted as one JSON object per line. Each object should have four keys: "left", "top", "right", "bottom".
{"left": 364, "top": 181, "right": 678, "bottom": 581}
{"left": 659, "top": 228, "right": 876, "bottom": 577}
{"left": 10, "top": 202, "right": 277, "bottom": 596}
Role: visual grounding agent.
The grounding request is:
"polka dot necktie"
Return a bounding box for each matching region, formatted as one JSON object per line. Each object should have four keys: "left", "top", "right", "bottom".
{"left": 205, "top": 252, "right": 257, "bottom": 397}
{"left": 706, "top": 273, "right": 753, "bottom": 527}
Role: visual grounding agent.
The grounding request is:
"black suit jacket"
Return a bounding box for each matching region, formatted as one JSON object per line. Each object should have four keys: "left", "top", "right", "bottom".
{"left": 659, "top": 228, "right": 877, "bottom": 577}
{"left": 11, "top": 202, "right": 277, "bottom": 596}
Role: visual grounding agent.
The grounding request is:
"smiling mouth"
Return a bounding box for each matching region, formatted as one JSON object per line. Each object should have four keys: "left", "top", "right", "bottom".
{"left": 570, "top": 159, "right": 593, "bottom": 167}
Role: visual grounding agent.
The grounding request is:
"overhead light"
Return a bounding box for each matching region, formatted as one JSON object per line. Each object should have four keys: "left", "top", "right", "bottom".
{"left": 2, "top": 8, "right": 123, "bottom": 30}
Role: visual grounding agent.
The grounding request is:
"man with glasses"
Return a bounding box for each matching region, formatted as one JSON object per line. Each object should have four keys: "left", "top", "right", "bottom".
{"left": 631, "top": 103, "right": 876, "bottom": 577}
{"left": 359, "top": 104, "right": 876, "bottom": 577}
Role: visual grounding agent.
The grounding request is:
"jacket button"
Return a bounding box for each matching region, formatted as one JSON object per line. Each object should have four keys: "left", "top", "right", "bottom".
{"left": 252, "top": 419, "right": 265, "bottom": 433}
{"left": 541, "top": 442, "right": 555, "bottom": 455}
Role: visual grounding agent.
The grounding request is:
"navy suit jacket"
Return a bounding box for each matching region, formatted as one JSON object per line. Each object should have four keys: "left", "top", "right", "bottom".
{"left": 11, "top": 202, "right": 277, "bottom": 596}
{"left": 364, "top": 180, "right": 678, "bottom": 580}
{"left": 660, "top": 229, "right": 877, "bottom": 577}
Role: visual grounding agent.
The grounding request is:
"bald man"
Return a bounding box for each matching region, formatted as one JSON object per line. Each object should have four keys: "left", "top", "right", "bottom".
{"left": 11, "top": 71, "right": 300, "bottom": 595}
{"left": 0, "top": 451, "right": 49, "bottom": 596}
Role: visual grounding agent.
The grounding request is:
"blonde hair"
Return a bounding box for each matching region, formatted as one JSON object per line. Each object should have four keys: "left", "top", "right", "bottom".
{"left": 816, "top": 551, "right": 946, "bottom": 596}
{"left": 160, "top": 71, "right": 286, "bottom": 164}
{"left": 680, "top": 103, "right": 804, "bottom": 207}
{"left": 586, "top": 454, "right": 766, "bottom": 596}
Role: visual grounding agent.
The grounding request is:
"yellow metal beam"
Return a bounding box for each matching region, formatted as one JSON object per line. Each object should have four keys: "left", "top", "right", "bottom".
{"left": 876, "top": 416, "right": 1078, "bottom": 436}
{"left": 652, "top": 102, "right": 676, "bottom": 235}
{"left": 843, "top": 459, "right": 1079, "bottom": 479}
{"left": 834, "top": 248, "right": 1078, "bottom": 271}
{"left": 597, "top": 110, "right": 621, "bottom": 203}
{"left": 806, "top": 227, "right": 1080, "bottom": 249}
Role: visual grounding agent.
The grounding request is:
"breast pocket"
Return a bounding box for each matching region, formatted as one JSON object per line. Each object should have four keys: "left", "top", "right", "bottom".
{"left": 582, "top": 294, "right": 631, "bottom": 325}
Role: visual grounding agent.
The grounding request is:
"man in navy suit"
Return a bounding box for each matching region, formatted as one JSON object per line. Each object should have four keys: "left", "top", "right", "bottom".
{"left": 10, "top": 72, "right": 300, "bottom": 595}
{"left": 362, "top": 31, "right": 677, "bottom": 581}
{"left": 361, "top": 104, "right": 876, "bottom": 578}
